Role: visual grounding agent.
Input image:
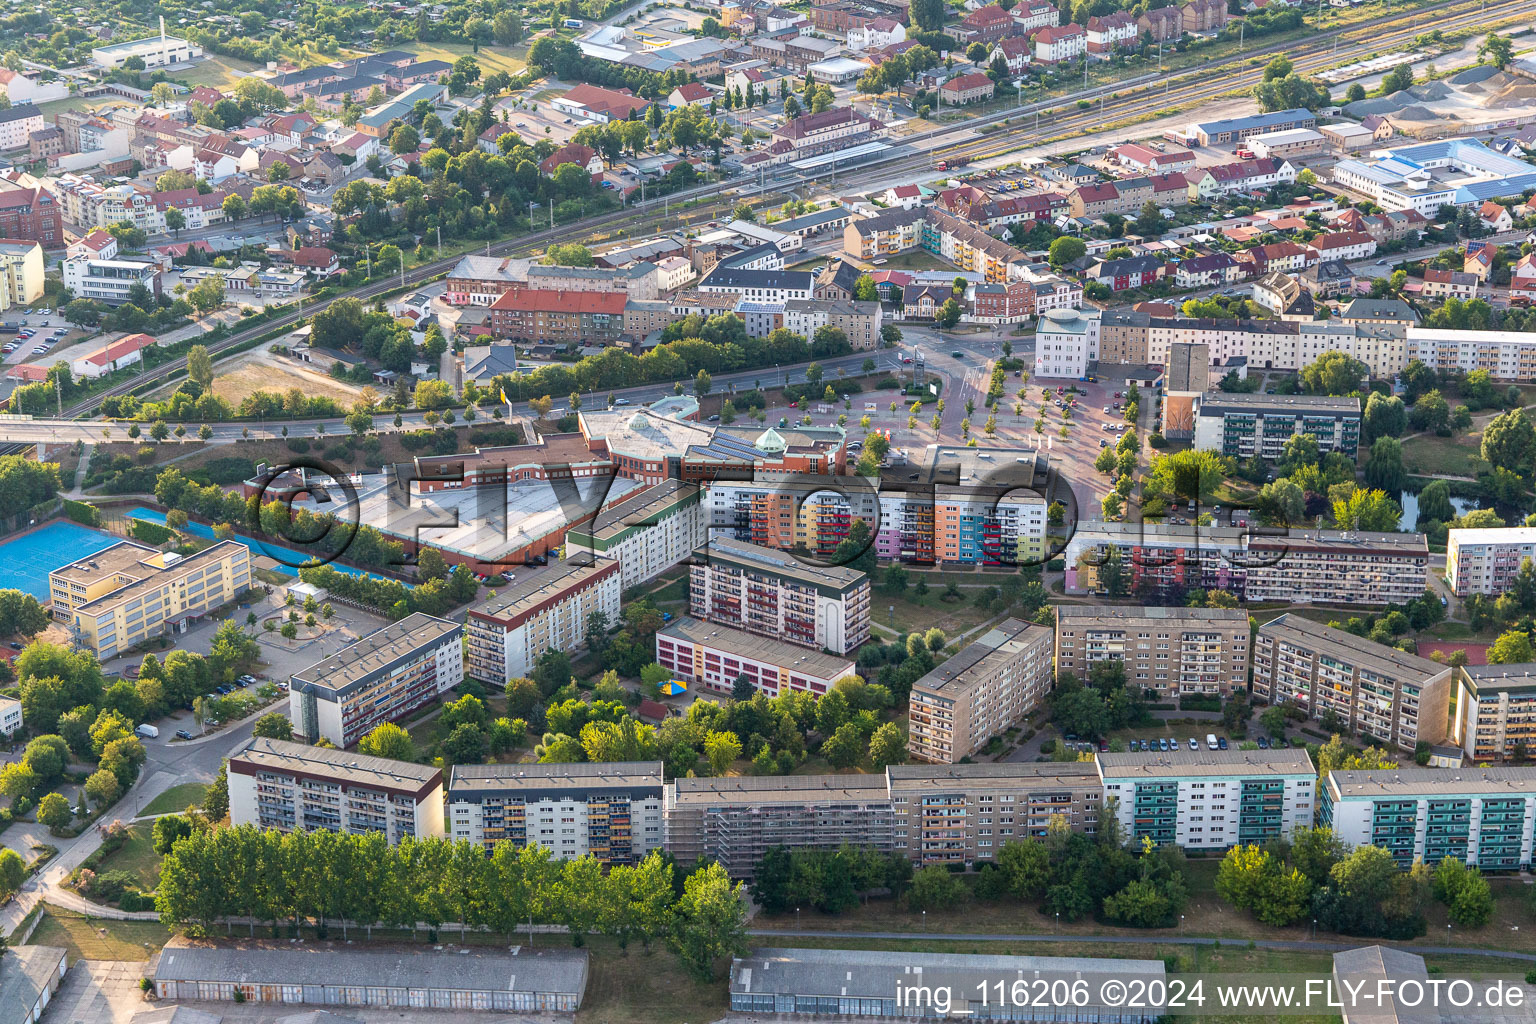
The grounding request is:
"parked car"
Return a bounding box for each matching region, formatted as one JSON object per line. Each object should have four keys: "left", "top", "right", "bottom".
{"left": 1157, "top": 737, "right": 1169, "bottom": 751}
{"left": 1257, "top": 736, "right": 1270, "bottom": 748}
{"left": 1217, "top": 737, "right": 1228, "bottom": 750}
{"left": 175, "top": 729, "right": 193, "bottom": 740}
{"left": 1188, "top": 737, "right": 1198, "bottom": 750}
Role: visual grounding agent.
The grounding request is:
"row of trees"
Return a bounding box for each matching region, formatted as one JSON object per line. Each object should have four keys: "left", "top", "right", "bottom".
{"left": 1217, "top": 828, "right": 1492, "bottom": 937}
{"left": 156, "top": 827, "right": 747, "bottom": 978}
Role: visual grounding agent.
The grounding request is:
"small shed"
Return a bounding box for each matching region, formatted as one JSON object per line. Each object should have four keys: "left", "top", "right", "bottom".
{"left": 285, "top": 580, "right": 326, "bottom": 604}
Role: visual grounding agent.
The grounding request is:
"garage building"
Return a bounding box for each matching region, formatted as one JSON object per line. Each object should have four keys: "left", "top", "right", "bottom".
{"left": 730, "top": 947, "right": 1165, "bottom": 1021}
{"left": 150, "top": 940, "right": 588, "bottom": 1013}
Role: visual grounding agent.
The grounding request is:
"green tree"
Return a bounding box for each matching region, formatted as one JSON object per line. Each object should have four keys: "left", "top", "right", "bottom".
{"left": 909, "top": 864, "right": 968, "bottom": 911}
{"left": 1480, "top": 32, "right": 1515, "bottom": 69}
{"left": 36, "top": 791, "right": 71, "bottom": 831}
{"left": 1363, "top": 437, "right": 1405, "bottom": 493}
{"left": 670, "top": 862, "right": 748, "bottom": 980}
{"left": 1049, "top": 236, "right": 1086, "bottom": 268}
{"left": 1489, "top": 629, "right": 1535, "bottom": 665}
{"left": 252, "top": 712, "right": 293, "bottom": 740}
{"left": 1301, "top": 351, "right": 1368, "bottom": 396}
{"left": 1481, "top": 409, "right": 1536, "bottom": 475}
{"left": 703, "top": 731, "right": 742, "bottom": 775}
{"left": 868, "top": 722, "right": 908, "bottom": 768}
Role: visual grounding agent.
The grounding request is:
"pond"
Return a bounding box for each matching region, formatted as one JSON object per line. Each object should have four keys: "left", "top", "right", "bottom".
{"left": 1395, "top": 489, "right": 1482, "bottom": 531}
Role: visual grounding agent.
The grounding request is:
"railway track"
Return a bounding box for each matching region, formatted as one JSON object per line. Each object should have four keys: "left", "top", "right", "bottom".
{"left": 921, "top": 0, "right": 1536, "bottom": 168}
{"left": 59, "top": 0, "right": 1528, "bottom": 417}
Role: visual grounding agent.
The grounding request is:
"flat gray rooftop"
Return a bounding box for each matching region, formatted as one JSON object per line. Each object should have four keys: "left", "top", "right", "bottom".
{"left": 152, "top": 939, "right": 588, "bottom": 996}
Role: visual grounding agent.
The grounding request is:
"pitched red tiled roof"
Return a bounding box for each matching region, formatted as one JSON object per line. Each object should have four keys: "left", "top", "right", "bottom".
{"left": 490, "top": 288, "right": 627, "bottom": 315}
{"left": 293, "top": 246, "right": 338, "bottom": 267}
{"left": 562, "top": 83, "right": 649, "bottom": 120}
{"left": 82, "top": 333, "right": 155, "bottom": 367}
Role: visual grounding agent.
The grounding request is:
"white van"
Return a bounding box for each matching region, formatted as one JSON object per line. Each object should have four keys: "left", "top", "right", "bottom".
{"left": 136, "top": 724, "right": 160, "bottom": 739}
{"left": 1206, "top": 733, "right": 1217, "bottom": 750}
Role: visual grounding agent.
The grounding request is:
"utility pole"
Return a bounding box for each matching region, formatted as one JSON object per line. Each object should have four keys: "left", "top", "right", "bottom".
{"left": 436, "top": 225, "right": 441, "bottom": 255}
{"left": 548, "top": 197, "right": 553, "bottom": 230}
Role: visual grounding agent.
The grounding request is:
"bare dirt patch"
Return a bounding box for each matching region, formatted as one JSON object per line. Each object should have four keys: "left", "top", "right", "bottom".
{"left": 208, "top": 349, "right": 367, "bottom": 407}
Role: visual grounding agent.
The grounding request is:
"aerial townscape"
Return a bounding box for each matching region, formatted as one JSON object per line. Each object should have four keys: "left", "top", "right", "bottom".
{"left": 12, "top": 0, "right": 1536, "bottom": 1020}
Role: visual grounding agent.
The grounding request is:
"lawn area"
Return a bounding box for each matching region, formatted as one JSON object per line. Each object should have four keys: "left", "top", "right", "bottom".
{"left": 95, "top": 823, "right": 165, "bottom": 891}
{"left": 1401, "top": 430, "right": 1482, "bottom": 479}
{"left": 27, "top": 904, "right": 171, "bottom": 961}
{"left": 576, "top": 938, "right": 727, "bottom": 1024}
{"left": 402, "top": 40, "right": 528, "bottom": 77}
{"left": 139, "top": 782, "right": 209, "bottom": 818}
{"left": 878, "top": 591, "right": 1001, "bottom": 637}
{"left": 176, "top": 54, "right": 263, "bottom": 88}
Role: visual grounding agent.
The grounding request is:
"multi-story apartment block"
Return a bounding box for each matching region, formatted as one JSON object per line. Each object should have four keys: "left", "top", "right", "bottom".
{"left": 1451, "top": 663, "right": 1536, "bottom": 763}
{"left": 663, "top": 763, "right": 1105, "bottom": 878}
{"left": 52, "top": 540, "right": 251, "bottom": 659}
{"left": 843, "top": 207, "right": 1032, "bottom": 284}
{"left": 664, "top": 773, "right": 896, "bottom": 878}
{"left": 1065, "top": 525, "right": 1428, "bottom": 606}
{"left": 908, "top": 619, "right": 1053, "bottom": 764}
{"left": 887, "top": 763, "right": 1102, "bottom": 867}
{"left": 1252, "top": 614, "right": 1451, "bottom": 752}
{"left": 488, "top": 287, "right": 628, "bottom": 344}
{"left": 446, "top": 762, "right": 665, "bottom": 864}
{"left": 874, "top": 447, "right": 1054, "bottom": 566}
{"left": 1040, "top": 308, "right": 1407, "bottom": 380}
{"left": 464, "top": 557, "right": 622, "bottom": 685}
{"left": 1321, "top": 767, "right": 1536, "bottom": 869}
{"left": 1034, "top": 308, "right": 1100, "bottom": 379}
{"left": 1407, "top": 327, "right": 1536, "bottom": 382}
{"left": 705, "top": 478, "right": 877, "bottom": 557}
{"left": 290, "top": 612, "right": 463, "bottom": 748}
{"left": 1099, "top": 748, "right": 1317, "bottom": 851}
{"left": 1446, "top": 526, "right": 1536, "bottom": 597}
{"left": 689, "top": 536, "right": 870, "bottom": 654}
{"left": 1054, "top": 606, "right": 1250, "bottom": 697}
{"left": 0, "top": 239, "right": 45, "bottom": 312}
{"left": 565, "top": 480, "right": 705, "bottom": 591}
{"left": 228, "top": 736, "right": 445, "bottom": 845}
{"left": 656, "top": 617, "right": 856, "bottom": 698}
{"left": 1192, "top": 393, "right": 1362, "bottom": 459}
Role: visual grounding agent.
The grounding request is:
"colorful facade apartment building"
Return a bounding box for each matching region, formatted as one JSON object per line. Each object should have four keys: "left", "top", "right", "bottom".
{"left": 446, "top": 762, "right": 665, "bottom": 865}
{"left": 703, "top": 476, "right": 878, "bottom": 559}
{"left": 1099, "top": 748, "right": 1317, "bottom": 851}
{"left": 289, "top": 612, "right": 464, "bottom": 748}
{"left": 655, "top": 617, "right": 856, "bottom": 698}
{"left": 1252, "top": 614, "right": 1451, "bottom": 752}
{"left": 908, "top": 619, "right": 1054, "bottom": 764}
{"left": 1053, "top": 606, "right": 1250, "bottom": 697}
{"left": 1446, "top": 526, "right": 1536, "bottom": 598}
{"left": 688, "top": 536, "right": 871, "bottom": 654}
{"left": 1064, "top": 525, "right": 1428, "bottom": 606}
{"left": 464, "top": 557, "right": 622, "bottom": 685}
{"left": 51, "top": 540, "right": 251, "bottom": 658}
{"left": 875, "top": 448, "right": 1053, "bottom": 566}
{"left": 1321, "top": 767, "right": 1536, "bottom": 870}
{"left": 228, "top": 736, "right": 445, "bottom": 844}
{"left": 1451, "top": 663, "right": 1536, "bottom": 763}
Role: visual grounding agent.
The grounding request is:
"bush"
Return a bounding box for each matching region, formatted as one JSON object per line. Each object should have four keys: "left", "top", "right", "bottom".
{"left": 63, "top": 499, "right": 101, "bottom": 527}
{"left": 285, "top": 438, "right": 311, "bottom": 453}
{"left": 129, "top": 519, "right": 176, "bottom": 545}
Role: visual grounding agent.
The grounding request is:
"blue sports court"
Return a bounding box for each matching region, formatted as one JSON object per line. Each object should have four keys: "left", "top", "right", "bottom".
{"left": 0, "top": 520, "right": 122, "bottom": 599}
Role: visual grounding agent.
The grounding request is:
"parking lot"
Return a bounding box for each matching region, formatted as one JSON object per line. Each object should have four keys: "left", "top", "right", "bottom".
{"left": 0, "top": 310, "right": 76, "bottom": 367}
